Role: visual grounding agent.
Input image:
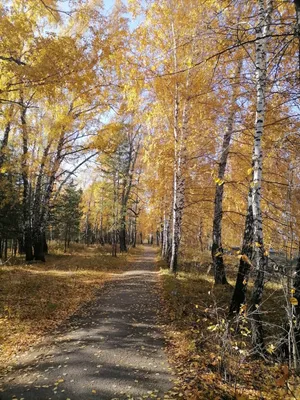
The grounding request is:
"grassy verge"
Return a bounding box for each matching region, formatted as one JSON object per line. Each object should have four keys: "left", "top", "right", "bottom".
{"left": 0, "top": 243, "right": 130, "bottom": 371}
{"left": 159, "top": 255, "right": 300, "bottom": 400}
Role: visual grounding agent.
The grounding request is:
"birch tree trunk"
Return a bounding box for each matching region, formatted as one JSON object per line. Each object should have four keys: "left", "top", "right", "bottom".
{"left": 112, "top": 170, "right": 118, "bottom": 257}
{"left": 169, "top": 21, "right": 191, "bottom": 273}
{"left": 293, "top": 250, "right": 300, "bottom": 361}
{"left": 33, "top": 131, "right": 65, "bottom": 261}
{"left": 119, "top": 134, "right": 140, "bottom": 252}
{"left": 162, "top": 210, "right": 169, "bottom": 258}
{"left": 170, "top": 100, "right": 188, "bottom": 273}
{"left": 248, "top": 0, "right": 273, "bottom": 354}
{"left": 20, "top": 104, "right": 33, "bottom": 261}
{"left": 212, "top": 61, "right": 242, "bottom": 285}
{"left": 32, "top": 142, "right": 52, "bottom": 261}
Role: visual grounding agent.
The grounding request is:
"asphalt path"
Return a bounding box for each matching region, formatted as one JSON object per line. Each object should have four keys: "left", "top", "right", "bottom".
{"left": 0, "top": 246, "right": 174, "bottom": 400}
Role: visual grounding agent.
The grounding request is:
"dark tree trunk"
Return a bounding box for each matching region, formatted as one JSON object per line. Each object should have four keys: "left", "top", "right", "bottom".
{"left": 43, "top": 233, "right": 48, "bottom": 254}
{"left": 24, "top": 224, "right": 33, "bottom": 262}
{"left": 112, "top": 229, "right": 117, "bottom": 257}
{"left": 212, "top": 61, "right": 241, "bottom": 285}
{"left": 132, "top": 217, "right": 137, "bottom": 248}
{"left": 18, "top": 237, "right": 25, "bottom": 254}
{"left": 33, "top": 229, "right": 45, "bottom": 262}
{"left": 119, "top": 228, "right": 127, "bottom": 252}
{"left": 229, "top": 188, "right": 254, "bottom": 315}
{"left": 212, "top": 178, "right": 227, "bottom": 284}
{"left": 4, "top": 238, "right": 8, "bottom": 261}
{"left": 0, "top": 119, "right": 11, "bottom": 169}
{"left": 119, "top": 213, "right": 127, "bottom": 252}
{"left": 64, "top": 228, "right": 68, "bottom": 253}
{"left": 249, "top": 262, "right": 266, "bottom": 355}
{"left": 160, "top": 223, "right": 164, "bottom": 248}
{"left": 13, "top": 240, "right": 17, "bottom": 256}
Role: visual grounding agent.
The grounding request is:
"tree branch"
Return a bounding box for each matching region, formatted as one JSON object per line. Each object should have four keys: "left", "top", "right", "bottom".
{"left": 0, "top": 55, "right": 26, "bottom": 66}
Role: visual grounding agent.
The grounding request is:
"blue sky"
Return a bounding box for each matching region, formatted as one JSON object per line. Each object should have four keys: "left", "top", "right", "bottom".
{"left": 103, "top": 0, "right": 115, "bottom": 13}
{"left": 58, "top": 0, "right": 141, "bottom": 31}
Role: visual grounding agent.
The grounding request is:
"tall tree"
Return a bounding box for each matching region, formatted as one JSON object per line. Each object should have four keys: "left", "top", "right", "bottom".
{"left": 212, "top": 60, "right": 242, "bottom": 285}
{"left": 247, "top": 0, "right": 273, "bottom": 353}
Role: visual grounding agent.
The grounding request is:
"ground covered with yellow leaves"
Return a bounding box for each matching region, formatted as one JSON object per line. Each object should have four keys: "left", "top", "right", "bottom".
{"left": 0, "top": 243, "right": 130, "bottom": 371}
{"left": 159, "top": 255, "right": 300, "bottom": 400}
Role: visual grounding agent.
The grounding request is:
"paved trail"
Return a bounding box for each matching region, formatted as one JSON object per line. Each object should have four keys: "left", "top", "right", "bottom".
{"left": 0, "top": 246, "right": 174, "bottom": 400}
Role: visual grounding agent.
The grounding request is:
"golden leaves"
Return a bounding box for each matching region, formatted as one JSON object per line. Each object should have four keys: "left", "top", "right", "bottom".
{"left": 93, "top": 123, "right": 124, "bottom": 153}
{"left": 289, "top": 297, "right": 298, "bottom": 306}
{"left": 214, "top": 177, "right": 225, "bottom": 186}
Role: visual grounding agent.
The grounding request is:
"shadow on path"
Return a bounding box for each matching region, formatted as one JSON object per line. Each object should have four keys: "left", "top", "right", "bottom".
{"left": 0, "top": 246, "right": 174, "bottom": 400}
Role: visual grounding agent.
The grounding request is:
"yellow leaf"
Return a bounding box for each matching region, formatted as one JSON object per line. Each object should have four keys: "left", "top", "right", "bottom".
{"left": 291, "top": 288, "right": 296, "bottom": 294}
{"left": 267, "top": 343, "right": 275, "bottom": 354}
{"left": 290, "top": 297, "right": 298, "bottom": 306}
{"left": 92, "top": 390, "right": 96, "bottom": 394}
{"left": 240, "top": 304, "right": 247, "bottom": 314}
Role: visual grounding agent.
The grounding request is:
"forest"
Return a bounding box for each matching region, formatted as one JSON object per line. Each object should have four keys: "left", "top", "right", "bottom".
{"left": 1, "top": 0, "right": 300, "bottom": 399}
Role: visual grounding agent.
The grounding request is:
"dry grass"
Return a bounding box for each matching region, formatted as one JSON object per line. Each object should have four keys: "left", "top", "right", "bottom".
{"left": 0, "top": 242, "right": 130, "bottom": 371}
{"left": 159, "top": 258, "right": 300, "bottom": 400}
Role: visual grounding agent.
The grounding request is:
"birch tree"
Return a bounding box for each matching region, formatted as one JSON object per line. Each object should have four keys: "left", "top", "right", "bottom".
{"left": 169, "top": 20, "right": 191, "bottom": 273}
{"left": 212, "top": 60, "right": 242, "bottom": 285}
{"left": 248, "top": 0, "right": 273, "bottom": 352}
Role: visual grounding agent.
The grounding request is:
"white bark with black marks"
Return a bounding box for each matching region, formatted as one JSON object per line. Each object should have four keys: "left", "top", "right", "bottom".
{"left": 249, "top": 0, "right": 273, "bottom": 354}
{"left": 169, "top": 21, "right": 191, "bottom": 273}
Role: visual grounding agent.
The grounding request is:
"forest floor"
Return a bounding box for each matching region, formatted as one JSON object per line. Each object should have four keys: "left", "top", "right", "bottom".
{"left": 0, "top": 245, "right": 174, "bottom": 400}
{"left": 0, "top": 243, "right": 130, "bottom": 370}
{"left": 159, "top": 251, "right": 300, "bottom": 400}
{"left": 2, "top": 245, "right": 300, "bottom": 400}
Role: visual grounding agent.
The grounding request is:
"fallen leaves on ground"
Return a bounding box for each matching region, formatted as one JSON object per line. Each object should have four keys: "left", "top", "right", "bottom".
{"left": 159, "top": 266, "right": 300, "bottom": 400}
{"left": 0, "top": 243, "right": 129, "bottom": 371}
